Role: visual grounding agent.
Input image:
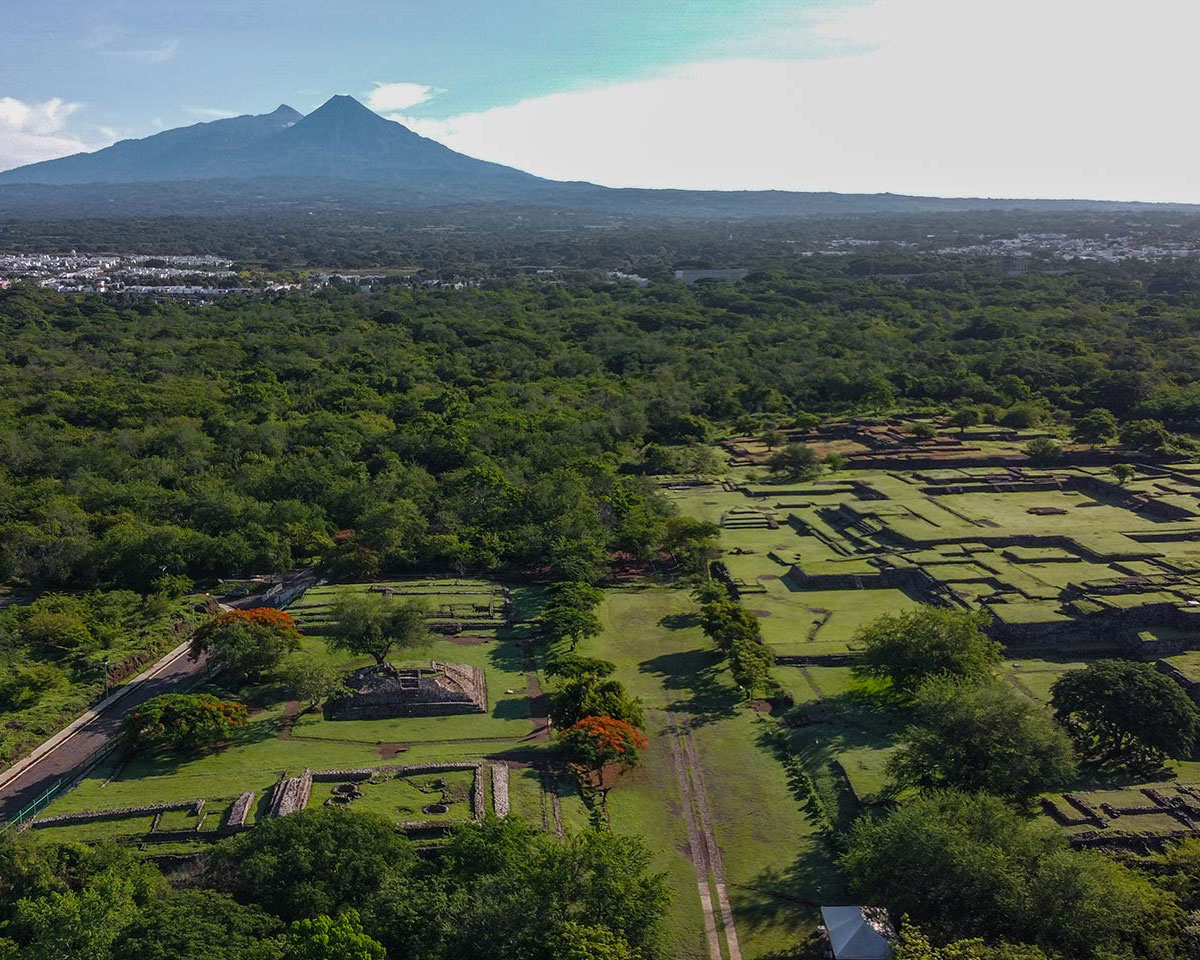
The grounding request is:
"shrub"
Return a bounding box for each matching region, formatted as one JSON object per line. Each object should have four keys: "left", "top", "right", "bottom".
{"left": 121, "top": 693, "right": 248, "bottom": 752}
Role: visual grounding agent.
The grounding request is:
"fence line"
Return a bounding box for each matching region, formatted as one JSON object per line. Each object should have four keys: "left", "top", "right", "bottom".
{"left": 0, "top": 737, "right": 122, "bottom": 834}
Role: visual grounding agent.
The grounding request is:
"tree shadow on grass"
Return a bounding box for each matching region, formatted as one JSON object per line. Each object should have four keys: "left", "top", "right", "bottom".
{"left": 1062, "top": 757, "right": 1180, "bottom": 793}
{"left": 492, "top": 697, "right": 531, "bottom": 720}
{"left": 658, "top": 612, "right": 700, "bottom": 631}
{"left": 488, "top": 626, "right": 529, "bottom": 674}
{"left": 508, "top": 585, "right": 548, "bottom": 623}
{"left": 639, "top": 649, "right": 738, "bottom": 726}
{"left": 767, "top": 687, "right": 907, "bottom": 832}
{"left": 121, "top": 716, "right": 284, "bottom": 779}
{"left": 734, "top": 846, "right": 847, "bottom": 939}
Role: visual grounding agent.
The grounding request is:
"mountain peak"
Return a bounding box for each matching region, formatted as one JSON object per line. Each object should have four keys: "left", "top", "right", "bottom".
{"left": 311, "top": 95, "right": 376, "bottom": 117}
{"left": 0, "top": 93, "right": 537, "bottom": 191}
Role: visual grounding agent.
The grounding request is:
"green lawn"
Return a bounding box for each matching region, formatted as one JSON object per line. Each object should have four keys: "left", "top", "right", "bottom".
{"left": 34, "top": 619, "right": 545, "bottom": 835}
{"left": 291, "top": 579, "right": 512, "bottom": 632}
{"left": 575, "top": 586, "right": 832, "bottom": 959}
{"left": 308, "top": 770, "right": 477, "bottom": 823}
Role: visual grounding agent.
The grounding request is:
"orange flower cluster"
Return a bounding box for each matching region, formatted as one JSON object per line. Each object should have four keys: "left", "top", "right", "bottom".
{"left": 561, "top": 715, "right": 648, "bottom": 755}
{"left": 215, "top": 607, "right": 299, "bottom": 633}
{"left": 193, "top": 606, "right": 301, "bottom": 645}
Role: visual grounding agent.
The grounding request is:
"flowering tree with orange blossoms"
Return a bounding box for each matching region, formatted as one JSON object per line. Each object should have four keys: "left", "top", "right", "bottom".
{"left": 559, "top": 715, "right": 648, "bottom": 774}
{"left": 197, "top": 608, "right": 300, "bottom": 634}
{"left": 190, "top": 607, "right": 301, "bottom": 682}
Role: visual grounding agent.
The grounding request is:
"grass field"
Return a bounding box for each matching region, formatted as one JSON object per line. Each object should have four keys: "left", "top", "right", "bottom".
{"left": 291, "top": 579, "right": 511, "bottom": 633}
{"left": 665, "top": 460, "right": 1200, "bottom": 658}
{"left": 308, "top": 769, "right": 477, "bottom": 823}
{"left": 29, "top": 581, "right": 833, "bottom": 957}
{"left": 577, "top": 586, "right": 831, "bottom": 958}
{"left": 32, "top": 608, "right": 544, "bottom": 836}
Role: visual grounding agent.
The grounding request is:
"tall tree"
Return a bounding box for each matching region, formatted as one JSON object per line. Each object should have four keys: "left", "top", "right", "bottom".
{"left": 189, "top": 608, "right": 301, "bottom": 683}
{"left": 1072, "top": 408, "right": 1118, "bottom": 447}
{"left": 841, "top": 790, "right": 1182, "bottom": 958}
{"left": 766, "top": 443, "right": 823, "bottom": 482}
{"left": 889, "top": 677, "right": 1077, "bottom": 804}
{"left": 1051, "top": 660, "right": 1200, "bottom": 770}
{"left": 326, "top": 594, "right": 430, "bottom": 666}
{"left": 854, "top": 607, "right": 1001, "bottom": 694}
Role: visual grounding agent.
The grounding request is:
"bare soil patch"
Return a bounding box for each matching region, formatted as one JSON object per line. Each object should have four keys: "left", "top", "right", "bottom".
{"left": 375, "top": 742, "right": 410, "bottom": 760}
{"left": 277, "top": 700, "right": 300, "bottom": 740}
{"left": 450, "top": 634, "right": 489, "bottom": 646}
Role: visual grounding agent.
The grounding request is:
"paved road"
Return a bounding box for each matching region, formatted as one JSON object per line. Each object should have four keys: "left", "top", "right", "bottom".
{"left": 0, "top": 569, "right": 316, "bottom": 824}
{"left": 0, "top": 645, "right": 210, "bottom": 823}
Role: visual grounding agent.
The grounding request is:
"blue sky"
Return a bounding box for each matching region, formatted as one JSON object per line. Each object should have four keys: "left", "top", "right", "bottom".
{"left": 2, "top": 0, "right": 1198, "bottom": 201}
{"left": 4, "top": 1, "right": 841, "bottom": 132}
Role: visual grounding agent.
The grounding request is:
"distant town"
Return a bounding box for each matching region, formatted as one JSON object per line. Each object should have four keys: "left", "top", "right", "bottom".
{"left": 0, "top": 252, "right": 489, "bottom": 299}
{"left": 3, "top": 228, "right": 1197, "bottom": 303}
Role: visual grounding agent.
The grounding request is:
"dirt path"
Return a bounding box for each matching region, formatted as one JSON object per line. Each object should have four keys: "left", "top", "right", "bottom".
{"left": 679, "top": 719, "right": 743, "bottom": 960}
{"left": 522, "top": 639, "right": 551, "bottom": 741}
{"left": 551, "top": 786, "right": 565, "bottom": 839}
{"left": 798, "top": 666, "right": 826, "bottom": 700}
{"left": 277, "top": 700, "right": 300, "bottom": 740}
{"left": 1005, "top": 670, "right": 1040, "bottom": 702}
{"left": 667, "top": 716, "right": 724, "bottom": 960}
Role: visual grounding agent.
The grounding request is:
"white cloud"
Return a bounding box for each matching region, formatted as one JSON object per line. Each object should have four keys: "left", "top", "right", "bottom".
{"left": 97, "top": 37, "right": 179, "bottom": 64}
{"left": 0, "top": 96, "right": 96, "bottom": 169}
{"left": 366, "top": 81, "right": 438, "bottom": 113}
{"left": 397, "top": 0, "right": 1200, "bottom": 202}
{"left": 186, "top": 107, "right": 238, "bottom": 120}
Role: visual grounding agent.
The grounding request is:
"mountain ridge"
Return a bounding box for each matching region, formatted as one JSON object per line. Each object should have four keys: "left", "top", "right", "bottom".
{"left": 1, "top": 96, "right": 1197, "bottom": 216}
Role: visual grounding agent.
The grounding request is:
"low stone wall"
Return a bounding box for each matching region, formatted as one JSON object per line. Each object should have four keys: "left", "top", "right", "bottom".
{"left": 1070, "top": 829, "right": 1196, "bottom": 853}
{"left": 492, "top": 765, "right": 509, "bottom": 818}
{"left": 268, "top": 770, "right": 313, "bottom": 818}
{"left": 311, "top": 762, "right": 480, "bottom": 782}
{"left": 225, "top": 791, "right": 255, "bottom": 830}
{"left": 310, "top": 768, "right": 377, "bottom": 783}
{"left": 397, "top": 820, "right": 457, "bottom": 833}
{"left": 32, "top": 799, "right": 203, "bottom": 829}
{"left": 473, "top": 765, "right": 486, "bottom": 818}
{"left": 776, "top": 653, "right": 861, "bottom": 666}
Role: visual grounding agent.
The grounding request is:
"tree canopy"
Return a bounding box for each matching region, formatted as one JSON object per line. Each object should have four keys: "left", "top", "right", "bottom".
{"left": 327, "top": 594, "right": 430, "bottom": 666}
{"left": 889, "top": 677, "right": 1077, "bottom": 804}
{"left": 1051, "top": 659, "right": 1200, "bottom": 770}
{"left": 766, "top": 443, "right": 823, "bottom": 482}
{"left": 121, "top": 693, "right": 248, "bottom": 752}
{"left": 189, "top": 608, "right": 301, "bottom": 682}
{"left": 853, "top": 607, "right": 1001, "bottom": 694}
{"left": 841, "top": 790, "right": 1183, "bottom": 959}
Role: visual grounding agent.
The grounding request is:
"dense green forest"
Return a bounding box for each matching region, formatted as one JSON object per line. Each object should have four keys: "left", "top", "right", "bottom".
{"left": 0, "top": 811, "right": 668, "bottom": 960}
{"left": 4, "top": 259, "right": 1200, "bottom": 593}
{"left": 7, "top": 246, "right": 1200, "bottom": 957}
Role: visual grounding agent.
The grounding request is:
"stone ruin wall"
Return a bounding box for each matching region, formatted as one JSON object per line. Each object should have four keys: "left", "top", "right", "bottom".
{"left": 225, "top": 791, "right": 255, "bottom": 830}
{"left": 268, "top": 769, "right": 313, "bottom": 818}
{"left": 491, "top": 764, "right": 510, "bottom": 818}
{"left": 32, "top": 799, "right": 204, "bottom": 829}
{"left": 432, "top": 660, "right": 487, "bottom": 711}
